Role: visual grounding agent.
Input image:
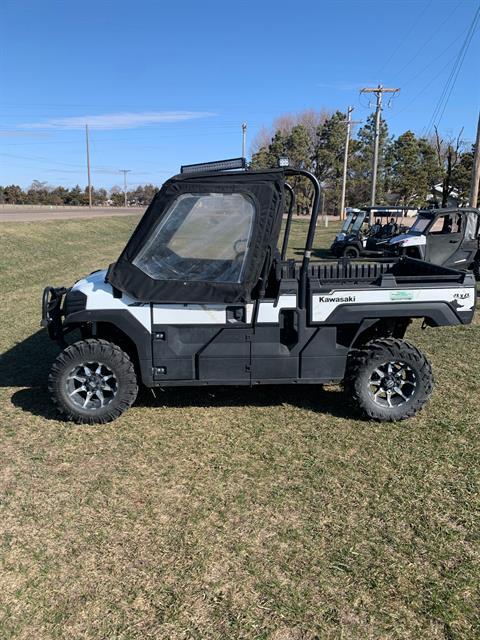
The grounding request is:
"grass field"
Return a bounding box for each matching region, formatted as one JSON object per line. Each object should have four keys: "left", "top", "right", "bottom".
{"left": 0, "top": 215, "right": 479, "bottom": 639}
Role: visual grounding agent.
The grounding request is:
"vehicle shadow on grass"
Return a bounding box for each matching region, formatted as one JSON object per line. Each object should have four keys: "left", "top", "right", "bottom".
{"left": 4, "top": 330, "right": 354, "bottom": 422}
{"left": 0, "top": 329, "right": 61, "bottom": 420}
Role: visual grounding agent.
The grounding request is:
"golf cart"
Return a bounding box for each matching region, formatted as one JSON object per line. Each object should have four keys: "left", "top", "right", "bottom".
{"left": 330, "top": 207, "right": 412, "bottom": 258}
{"left": 388, "top": 207, "right": 480, "bottom": 278}
{"left": 42, "top": 159, "right": 476, "bottom": 424}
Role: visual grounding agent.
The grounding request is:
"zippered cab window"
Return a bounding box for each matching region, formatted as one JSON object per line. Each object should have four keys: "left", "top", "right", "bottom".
{"left": 133, "top": 192, "right": 256, "bottom": 283}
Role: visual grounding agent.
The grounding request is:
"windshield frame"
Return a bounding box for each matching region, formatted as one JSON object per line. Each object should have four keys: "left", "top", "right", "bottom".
{"left": 350, "top": 212, "right": 367, "bottom": 234}
{"left": 408, "top": 215, "right": 433, "bottom": 235}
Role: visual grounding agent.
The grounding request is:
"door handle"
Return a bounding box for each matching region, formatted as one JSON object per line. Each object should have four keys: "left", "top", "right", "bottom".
{"left": 449, "top": 239, "right": 459, "bottom": 243}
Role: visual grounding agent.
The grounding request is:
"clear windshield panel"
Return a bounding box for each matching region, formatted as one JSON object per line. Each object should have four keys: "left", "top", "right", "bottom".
{"left": 351, "top": 213, "right": 366, "bottom": 233}
{"left": 409, "top": 216, "right": 431, "bottom": 234}
{"left": 133, "top": 192, "right": 255, "bottom": 283}
{"left": 341, "top": 213, "right": 354, "bottom": 232}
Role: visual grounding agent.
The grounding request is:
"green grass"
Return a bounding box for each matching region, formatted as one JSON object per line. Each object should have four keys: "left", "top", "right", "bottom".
{"left": 0, "top": 215, "right": 479, "bottom": 639}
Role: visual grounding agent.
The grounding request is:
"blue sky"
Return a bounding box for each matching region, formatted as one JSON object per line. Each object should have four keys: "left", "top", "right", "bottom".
{"left": 1, "top": 0, "right": 479, "bottom": 189}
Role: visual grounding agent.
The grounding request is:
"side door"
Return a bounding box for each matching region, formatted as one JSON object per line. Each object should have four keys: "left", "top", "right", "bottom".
{"left": 147, "top": 187, "right": 256, "bottom": 384}
{"left": 151, "top": 302, "right": 254, "bottom": 383}
{"left": 139, "top": 173, "right": 283, "bottom": 385}
{"left": 425, "top": 213, "right": 463, "bottom": 265}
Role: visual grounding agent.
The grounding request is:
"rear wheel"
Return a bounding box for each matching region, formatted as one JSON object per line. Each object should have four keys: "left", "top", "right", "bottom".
{"left": 342, "top": 245, "right": 360, "bottom": 259}
{"left": 344, "top": 338, "right": 434, "bottom": 421}
{"left": 48, "top": 339, "right": 138, "bottom": 424}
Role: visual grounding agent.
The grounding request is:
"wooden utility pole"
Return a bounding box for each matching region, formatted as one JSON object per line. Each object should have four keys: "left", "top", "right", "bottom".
{"left": 469, "top": 111, "right": 480, "bottom": 208}
{"left": 119, "top": 169, "right": 131, "bottom": 208}
{"left": 85, "top": 124, "right": 92, "bottom": 208}
{"left": 339, "top": 107, "right": 361, "bottom": 220}
{"left": 360, "top": 85, "right": 400, "bottom": 215}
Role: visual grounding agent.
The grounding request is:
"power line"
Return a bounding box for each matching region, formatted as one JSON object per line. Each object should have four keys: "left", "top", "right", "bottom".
{"left": 376, "top": 0, "right": 433, "bottom": 78}
{"left": 390, "top": 0, "right": 463, "bottom": 80}
{"left": 425, "top": 5, "right": 480, "bottom": 135}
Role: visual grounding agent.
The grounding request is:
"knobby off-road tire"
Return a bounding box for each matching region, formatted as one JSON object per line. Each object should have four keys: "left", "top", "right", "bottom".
{"left": 48, "top": 339, "right": 138, "bottom": 424}
{"left": 344, "top": 338, "right": 434, "bottom": 421}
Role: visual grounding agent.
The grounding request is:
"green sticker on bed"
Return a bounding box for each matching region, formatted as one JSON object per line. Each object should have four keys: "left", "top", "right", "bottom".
{"left": 390, "top": 290, "right": 414, "bottom": 301}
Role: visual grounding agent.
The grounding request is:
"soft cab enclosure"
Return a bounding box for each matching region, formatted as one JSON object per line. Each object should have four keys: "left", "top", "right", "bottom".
{"left": 107, "top": 170, "right": 285, "bottom": 304}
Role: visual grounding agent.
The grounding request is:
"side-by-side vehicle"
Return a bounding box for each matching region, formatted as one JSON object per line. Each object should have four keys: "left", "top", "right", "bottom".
{"left": 330, "top": 207, "right": 413, "bottom": 258}
{"left": 42, "top": 159, "right": 476, "bottom": 423}
{"left": 387, "top": 207, "right": 480, "bottom": 278}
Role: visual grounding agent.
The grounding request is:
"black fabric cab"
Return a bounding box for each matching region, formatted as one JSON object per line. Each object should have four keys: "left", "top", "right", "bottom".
{"left": 107, "top": 170, "right": 285, "bottom": 303}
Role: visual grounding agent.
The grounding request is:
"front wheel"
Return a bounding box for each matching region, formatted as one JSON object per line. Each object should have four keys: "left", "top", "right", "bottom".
{"left": 48, "top": 339, "right": 138, "bottom": 424}
{"left": 342, "top": 245, "right": 360, "bottom": 259}
{"left": 344, "top": 338, "right": 434, "bottom": 421}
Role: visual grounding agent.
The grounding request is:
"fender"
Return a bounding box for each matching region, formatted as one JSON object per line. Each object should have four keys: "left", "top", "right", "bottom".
{"left": 64, "top": 309, "right": 154, "bottom": 386}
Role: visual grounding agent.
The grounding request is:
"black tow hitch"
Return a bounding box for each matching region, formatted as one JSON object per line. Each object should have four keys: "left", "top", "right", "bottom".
{"left": 41, "top": 286, "right": 69, "bottom": 344}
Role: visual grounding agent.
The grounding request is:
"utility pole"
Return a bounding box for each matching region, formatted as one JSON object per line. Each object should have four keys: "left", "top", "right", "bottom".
{"left": 242, "top": 122, "right": 247, "bottom": 158}
{"left": 360, "top": 85, "right": 400, "bottom": 215}
{"left": 469, "top": 111, "right": 480, "bottom": 208}
{"left": 85, "top": 124, "right": 92, "bottom": 208}
{"left": 339, "top": 107, "right": 361, "bottom": 220}
{"left": 119, "top": 169, "right": 131, "bottom": 208}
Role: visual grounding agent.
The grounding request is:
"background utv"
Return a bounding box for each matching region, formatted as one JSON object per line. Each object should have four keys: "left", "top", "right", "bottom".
{"left": 42, "top": 158, "right": 476, "bottom": 424}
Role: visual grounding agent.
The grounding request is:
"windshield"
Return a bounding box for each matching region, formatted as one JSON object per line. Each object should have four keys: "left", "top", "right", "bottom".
{"left": 409, "top": 216, "right": 431, "bottom": 234}
{"left": 133, "top": 192, "right": 255, "bottom": 283}
{"left": 351, "top": 213, "right": 366, "bottom": 233}
{"left": 341, "top": 213, "right": 354, "bottom": 233}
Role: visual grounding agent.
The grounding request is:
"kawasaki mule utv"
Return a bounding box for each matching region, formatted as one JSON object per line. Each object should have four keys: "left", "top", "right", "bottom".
{"left": 330, "top": 207, "right": 412, "bottom": 258}
{"left": 42, "top": 158, "right": 476, "bottom": 424}
{"left": 387, "top": 207, "right": 480, "bottom": 278}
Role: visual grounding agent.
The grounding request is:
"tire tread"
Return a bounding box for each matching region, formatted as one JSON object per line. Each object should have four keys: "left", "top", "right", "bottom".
{"left": 48, "top": 338, "right": 138, "bottom": 424}
{"left": 344, "top": 337, "right": 433, "bottom": 421}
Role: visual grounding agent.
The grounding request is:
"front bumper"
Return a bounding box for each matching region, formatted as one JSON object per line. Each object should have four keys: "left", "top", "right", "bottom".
{"left": 41, "top": 286, "right": 69, "bottom": 342}
{"left": 330, "top": 242, "right": 344, "bottom": 257}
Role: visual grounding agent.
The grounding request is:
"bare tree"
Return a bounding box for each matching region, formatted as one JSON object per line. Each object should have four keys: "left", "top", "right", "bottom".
{"left": 434, "top": 126, "right": 464, "bottom": 207}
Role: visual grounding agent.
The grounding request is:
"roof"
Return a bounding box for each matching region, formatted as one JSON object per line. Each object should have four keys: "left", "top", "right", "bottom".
{"left": 418, "top": 207, "right": 480, "bottom": 216}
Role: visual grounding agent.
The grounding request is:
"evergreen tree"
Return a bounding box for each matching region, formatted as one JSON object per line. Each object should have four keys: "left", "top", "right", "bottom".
{"left": 350, "top": 114, "right": 392, "bottom": 205}
{"left": 452, "top": 147, "right": 473, "bottom": 205}
{"left": 314, "top": 111, "right": 349, "bottom": 213}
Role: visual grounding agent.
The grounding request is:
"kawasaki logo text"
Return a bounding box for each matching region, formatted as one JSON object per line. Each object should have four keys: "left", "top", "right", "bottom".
{"left": 318, "top": 295, "right": 356, "bottom": 303}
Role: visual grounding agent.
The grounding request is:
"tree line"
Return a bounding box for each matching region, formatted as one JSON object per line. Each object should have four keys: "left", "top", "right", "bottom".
{"left": 250, "top": 109, "right": 473, "bottom": 214}
{"left": 0, "top": 182, "right": 159, "bottom": 207}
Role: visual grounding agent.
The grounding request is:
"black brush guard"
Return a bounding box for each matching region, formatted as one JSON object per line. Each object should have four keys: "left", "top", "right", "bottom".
{"left": 41, "top": 286, "right": 69, "bottom": 342}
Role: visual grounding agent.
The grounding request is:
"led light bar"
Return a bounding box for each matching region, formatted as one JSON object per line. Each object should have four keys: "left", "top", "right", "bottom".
{"left": 180, "top": 157, "right": 247, "bottom": 174}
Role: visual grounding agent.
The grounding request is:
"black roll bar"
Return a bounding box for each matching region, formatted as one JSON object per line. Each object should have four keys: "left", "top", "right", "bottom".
{"left": 284, "top": 169, "right": 321, "bottom": 309}
{"left": 281, "top": 183, "right": 296, "bottom": 261}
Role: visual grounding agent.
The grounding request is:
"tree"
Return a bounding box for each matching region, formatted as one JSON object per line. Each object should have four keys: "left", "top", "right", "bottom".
{"left": 66, "top": 185, "right": 84, "bottom": 206}
{"left": 3, "top": 185, "right": 24, "bottom": 204}
{"left": 110, "top": 186, "right": 125, "bottom": 207}
{"left": 314, "top": 111, "right": 350, "bottom": 213}
{"left": 350, "top": 114, "right": 392, "bottom": 206}
{"left": 390, "top": 131, "right": 437, "bottom": 206}
{"left": 433, "top": 127, "right": 465, "bottom": 208}
{"left": 452, "top": 147, "right": 474, "bottom": 205}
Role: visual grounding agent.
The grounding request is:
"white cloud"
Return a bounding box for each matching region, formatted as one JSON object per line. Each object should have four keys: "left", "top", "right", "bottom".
{"left": 20, "top": 111, "right": 216, "bottom": 130}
